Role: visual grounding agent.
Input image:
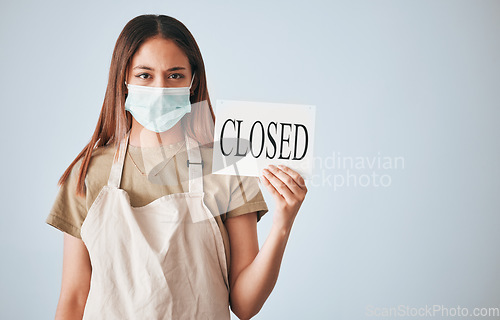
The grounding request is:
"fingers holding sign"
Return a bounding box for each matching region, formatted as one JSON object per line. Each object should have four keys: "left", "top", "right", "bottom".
{"left": 260, "top": 164, "right": 308, "bottom": 230}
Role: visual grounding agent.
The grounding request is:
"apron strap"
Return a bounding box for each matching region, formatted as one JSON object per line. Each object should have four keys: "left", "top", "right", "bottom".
{"left": 185, "top": 133, "right": 203, "bottom": 193}
{"left": 108, "top": 130, "right": 130, "bottom": 188}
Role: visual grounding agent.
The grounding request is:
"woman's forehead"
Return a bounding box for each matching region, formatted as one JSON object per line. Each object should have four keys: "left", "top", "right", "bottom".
{"left": 130, "top": 37, "right": 190, "bottom": 71}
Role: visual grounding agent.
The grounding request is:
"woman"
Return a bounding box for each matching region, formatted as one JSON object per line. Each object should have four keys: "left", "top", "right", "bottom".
{"left": 46, "top": 14, "right": 307, "bottom": 320}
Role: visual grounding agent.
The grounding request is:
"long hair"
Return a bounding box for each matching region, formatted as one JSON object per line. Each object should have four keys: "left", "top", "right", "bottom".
{"left": 57, "top": 14, "right": 215, "bottom": 196}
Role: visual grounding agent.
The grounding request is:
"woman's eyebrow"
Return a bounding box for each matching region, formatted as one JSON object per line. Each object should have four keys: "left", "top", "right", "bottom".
{"left": 132, "top": 65, "right": 187, "bottom": 72}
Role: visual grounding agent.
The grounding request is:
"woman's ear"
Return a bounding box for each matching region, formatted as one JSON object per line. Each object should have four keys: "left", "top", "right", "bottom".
{"left": 189, "top": 72, "right": 196, "bottom": 96}
{"left": 124, "top": 66, "right": 129, "bottom": 89}
{"left": 124, "top": 75, "right": 129, "bottom": 94}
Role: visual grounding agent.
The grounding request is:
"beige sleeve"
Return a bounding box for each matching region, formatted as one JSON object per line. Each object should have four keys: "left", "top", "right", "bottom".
{"left": 225, "top": 175, "right": 269, "bottom": 222}
{"left": 45, "top": 160, "right": 87, "bottom": 239}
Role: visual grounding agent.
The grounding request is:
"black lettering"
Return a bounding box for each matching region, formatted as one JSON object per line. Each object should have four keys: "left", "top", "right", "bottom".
{"left": 278, "top": 123, "right": 292, "bottom": 160}
{"left": 292, "top": 124, "right": 308, "bottom": 160}
{"left": 249, "top": 121, "right": 265, "bottom": 158}
{"left": 220, "top": 119, "right": 235, "bottom": 156}
{"left": 266, "top": 122, "right": 277, "bottom": 159}
{"left": 235, "top": 120, "right": 248, "bottom": 156}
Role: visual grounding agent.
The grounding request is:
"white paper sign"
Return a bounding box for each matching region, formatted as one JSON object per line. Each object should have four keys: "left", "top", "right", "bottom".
{"left": 212, "top": 100, "right": 316, "bottom": 179}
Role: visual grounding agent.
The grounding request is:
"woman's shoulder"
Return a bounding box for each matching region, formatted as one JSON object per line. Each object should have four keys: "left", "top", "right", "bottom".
{"left": 91, "top": 142, "right": 116, "bottom": 160}
{"left": 84, "top": 143, "right": 117, "bottom": 187}
{"left": 66, "top": 143, "right": 115, "bottom": 181}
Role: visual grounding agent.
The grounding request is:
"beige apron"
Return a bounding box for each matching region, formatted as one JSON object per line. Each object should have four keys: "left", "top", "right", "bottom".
{"left": 80, "top": 130, "right": 230, "bottom": 319}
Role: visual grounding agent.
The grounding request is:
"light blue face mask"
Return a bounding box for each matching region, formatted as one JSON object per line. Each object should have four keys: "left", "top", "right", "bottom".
{"left": 124, "top": 74, "right": 195, "bottom": 133}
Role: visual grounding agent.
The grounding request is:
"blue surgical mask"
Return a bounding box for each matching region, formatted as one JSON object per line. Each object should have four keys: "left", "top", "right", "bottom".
{"left": 124, "top": 74, "right": 195, "bottom": 133}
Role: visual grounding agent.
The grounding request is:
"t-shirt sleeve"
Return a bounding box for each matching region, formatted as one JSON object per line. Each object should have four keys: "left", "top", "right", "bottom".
{"left": 45, "top": 159, "right": 87, "bottom": 239}
{"left": 225, "top": 175, "right": 268, "bottom": 222}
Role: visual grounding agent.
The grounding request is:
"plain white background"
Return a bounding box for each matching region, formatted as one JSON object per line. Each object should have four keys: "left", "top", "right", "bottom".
{"left": 1, "top": 0, "right": 499, "bottom": 319}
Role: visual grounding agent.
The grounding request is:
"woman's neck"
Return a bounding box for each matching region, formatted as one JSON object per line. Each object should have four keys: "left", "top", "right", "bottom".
{"left": 128, "top": 117, "right": 185, "bottom": 147}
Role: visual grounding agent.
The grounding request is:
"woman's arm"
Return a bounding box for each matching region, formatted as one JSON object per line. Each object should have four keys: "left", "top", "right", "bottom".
{"left": 226, "top": 165, "right": 307, "bottom": 320}
{"left": 54, "top": 233, "right": 92, "bottom": 320}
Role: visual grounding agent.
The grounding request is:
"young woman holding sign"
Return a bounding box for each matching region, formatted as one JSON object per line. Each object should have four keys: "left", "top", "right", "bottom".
{"left": 46, "top": 14, "right": 307, "bottom": 320}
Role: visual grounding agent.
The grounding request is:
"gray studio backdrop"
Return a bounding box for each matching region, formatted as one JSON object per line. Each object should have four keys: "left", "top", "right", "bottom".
{"left": 1, "top": 0, "right": 499, "bottom": 319}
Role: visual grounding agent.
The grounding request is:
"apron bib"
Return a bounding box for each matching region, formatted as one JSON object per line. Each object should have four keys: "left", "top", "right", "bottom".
{"left": 81, "top": 130, "right": 230, "bottom": 319}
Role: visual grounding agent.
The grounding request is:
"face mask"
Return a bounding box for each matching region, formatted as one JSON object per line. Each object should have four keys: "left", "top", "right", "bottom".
{"left": 124, "top": 74, "right": 195, "bottom": 133}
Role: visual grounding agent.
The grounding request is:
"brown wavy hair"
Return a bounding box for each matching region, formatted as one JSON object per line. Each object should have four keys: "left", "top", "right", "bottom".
{"left": 57, "top": 14, "right": 215, "bottom": 196}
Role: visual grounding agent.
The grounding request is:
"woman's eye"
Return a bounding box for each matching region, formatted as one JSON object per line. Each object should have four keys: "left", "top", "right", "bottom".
{"left": 169, "top": 73, "right": 184, "bottom": 80}
{"left": 136, "top": 73, "right": 151, "bottom": 80}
